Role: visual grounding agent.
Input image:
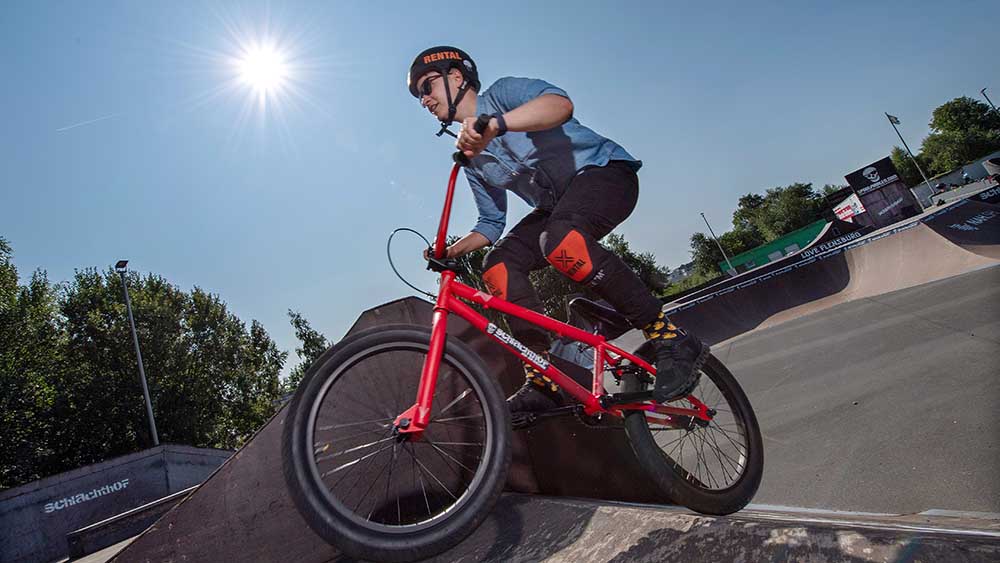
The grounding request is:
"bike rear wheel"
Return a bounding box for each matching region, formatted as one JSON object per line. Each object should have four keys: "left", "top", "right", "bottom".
{"left": 282, "top": 325, "right": 511, "bottom": 562}
{"left": 623, "top": 353, "right": 763, "bottom": 515}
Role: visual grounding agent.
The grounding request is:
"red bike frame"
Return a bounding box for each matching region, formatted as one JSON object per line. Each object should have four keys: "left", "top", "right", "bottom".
{"left": 394, "top": 164, "right": 711, "bottom": 435}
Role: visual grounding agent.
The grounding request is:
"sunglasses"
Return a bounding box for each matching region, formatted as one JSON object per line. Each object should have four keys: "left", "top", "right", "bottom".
{"left": 419, "top": 74, "right": 442, "bottom": 97}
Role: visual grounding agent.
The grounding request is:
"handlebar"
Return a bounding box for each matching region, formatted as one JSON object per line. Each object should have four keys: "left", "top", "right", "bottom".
{"left": 452, "top": 114, "right": 493, "bottom": 167}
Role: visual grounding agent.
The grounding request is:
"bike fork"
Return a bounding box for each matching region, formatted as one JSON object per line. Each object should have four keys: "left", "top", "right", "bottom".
{"left": 394, "top": 273, "right": 456, "bottom": 436}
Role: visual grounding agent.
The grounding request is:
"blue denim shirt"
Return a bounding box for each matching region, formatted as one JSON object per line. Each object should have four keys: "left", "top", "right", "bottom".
{"left": 464, "top": 77, "right": 641, "bottom": 243}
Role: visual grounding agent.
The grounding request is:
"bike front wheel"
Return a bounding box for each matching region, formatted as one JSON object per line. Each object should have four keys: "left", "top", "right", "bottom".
{"left": 623, "top": 353, "right": 763, "bottom": 515}
{"left": 282, "top": 325, "right": 511, "bottom": 562}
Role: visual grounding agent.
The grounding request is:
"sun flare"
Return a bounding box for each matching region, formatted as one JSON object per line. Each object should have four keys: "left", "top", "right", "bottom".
{"left": 237, "top": 43, "right": 289, "bottom": 92}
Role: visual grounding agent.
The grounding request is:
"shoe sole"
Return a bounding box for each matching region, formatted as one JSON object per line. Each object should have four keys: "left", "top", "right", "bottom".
{"left": 654, "top": 343, "right": 711, "bottom": 403}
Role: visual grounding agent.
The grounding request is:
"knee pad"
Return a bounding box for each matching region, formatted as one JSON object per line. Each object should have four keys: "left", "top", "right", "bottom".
{"left": 541, "top": 220, "right": 606, "bottom": 284}
{"left": 481, "top": 261, "right": 509, "bottom": 299}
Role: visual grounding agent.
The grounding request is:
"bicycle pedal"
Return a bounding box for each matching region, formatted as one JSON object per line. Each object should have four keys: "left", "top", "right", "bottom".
{"left": 510, "top": 405, "right": 578, "bottom": 430}
{"left": 510, "top": 412, "right": 538, "bottom": 430}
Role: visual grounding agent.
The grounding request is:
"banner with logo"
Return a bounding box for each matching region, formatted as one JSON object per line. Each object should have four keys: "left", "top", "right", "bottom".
{"left": 846, "top": 157, "right": 902, "bottom": 195}
{"left": 833, "top": 193, "right": 866, "bottom": 222}
{"left": 845, "top": 156, "right": 920, "bottom": 228}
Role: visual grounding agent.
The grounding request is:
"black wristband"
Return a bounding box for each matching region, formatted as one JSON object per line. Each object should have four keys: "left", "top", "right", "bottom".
{"left": 492, "top": 112, "right": 508, "bottom": 136}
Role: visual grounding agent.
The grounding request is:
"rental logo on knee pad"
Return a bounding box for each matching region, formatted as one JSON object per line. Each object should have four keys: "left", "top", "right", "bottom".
{"left": 43, "top": 478, "right": 131, "bottom": 514}
{"left": 547, "top": 231, "right": 593, "bottom": 282}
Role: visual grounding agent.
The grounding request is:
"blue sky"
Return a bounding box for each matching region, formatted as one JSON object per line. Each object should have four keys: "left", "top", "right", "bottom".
{"left": 2, "top": 1, "right": 997, "bottom": 375}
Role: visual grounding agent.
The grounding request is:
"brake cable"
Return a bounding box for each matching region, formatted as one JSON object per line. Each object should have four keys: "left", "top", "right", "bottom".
{"left": 386, "top": 228, "right": 436, "bottom": 300}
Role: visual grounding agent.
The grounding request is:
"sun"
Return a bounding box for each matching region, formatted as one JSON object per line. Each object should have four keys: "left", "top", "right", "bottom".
{"left": 237, "top": 43, "right": 289, "bottom": 93}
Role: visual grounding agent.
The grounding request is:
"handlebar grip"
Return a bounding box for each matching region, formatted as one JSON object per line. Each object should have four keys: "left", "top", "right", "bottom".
{"left": 452, "top": 114, "right": 494, "bottom": 167}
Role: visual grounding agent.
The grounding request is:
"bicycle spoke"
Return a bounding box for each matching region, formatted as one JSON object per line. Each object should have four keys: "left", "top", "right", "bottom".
{"left": 424, "top": 439, "right": 477, "bottom": 474}
{"left": 328, "top": 427, "right": 393, "bottom": 492}
{"left": 437, "top": 388, "right": 474, "bottom": 417}
{"left": 317, "top": 416, "right": 395, "bottom": 432}
{"left": 338, "top": 385, "right": 395, "bottom": 421}
{"left": 693, "top": 431, "right": 721, "bottom": 489}
{"left": 322, "top": 439, "right": 396, "bottom": 477}
{"left": 407, "top": 442, "right": 433, "bottom": 519}
{"left": 706, "top": 426, "right": 744, "bottom": 481}
{"left": 429, "top": 419, "right": 485, "bottom": 431}
{"left": 402, "top": 444, "right": 459, "bottom": 501}
{"left": 432, "top": 413, "right": 484, "bottom": 423}
{"left": 707, "top": 429, "right": 747, "bottom": 469}
{"left": 316, "top": 435, "right": 396, "bottom": 463}
{"left": 370, "top": 442, "right": 400, "bottom": 522}
{"left": 704, "top": 427, "right": 737, "bottom": 484}
{"left": 354, "top": 445, "right": 395, "bottom": 515}
{"left": 315, "top": 425, "right": 389, "bottom": 450}
{"left": 710, "top": 422, "right": 748, "bottom": 454}
{"left": 655, "top": 430, "right": 689, "bottom": 451}
{"left": 426, "top": 441, "right": 483, "bottom": 447}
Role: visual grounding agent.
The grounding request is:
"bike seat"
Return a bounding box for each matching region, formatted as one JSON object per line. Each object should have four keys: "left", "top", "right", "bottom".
{"left": 567, "top": 298, "right": 633, "bottom": 340}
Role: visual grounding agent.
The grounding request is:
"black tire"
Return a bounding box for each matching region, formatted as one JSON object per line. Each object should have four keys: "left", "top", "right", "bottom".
{"left": 283, "top": 324, "right": 511, "bottom": 562}
{"left": 623, "top": 353, "right": 763, "bottom": 515}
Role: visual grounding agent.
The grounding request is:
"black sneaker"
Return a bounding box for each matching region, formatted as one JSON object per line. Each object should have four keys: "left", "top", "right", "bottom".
{"left": 643, "top": 314, "right": 710, "bottom": 402}
{"left": 506, "top": 379, "right": 565, "bottom": 415}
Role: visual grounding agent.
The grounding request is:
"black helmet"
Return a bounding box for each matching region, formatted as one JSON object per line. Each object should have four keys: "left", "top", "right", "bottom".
{"left": 407, "top": 46, "right": 479, "bottom": 98}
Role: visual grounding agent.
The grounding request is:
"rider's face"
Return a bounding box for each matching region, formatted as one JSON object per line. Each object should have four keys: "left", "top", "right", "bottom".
{"left": 417, "top": 70, "right": 457, "bottom": 121}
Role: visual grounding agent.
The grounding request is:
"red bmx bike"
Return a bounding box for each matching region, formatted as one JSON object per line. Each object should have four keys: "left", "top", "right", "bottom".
{"left": 283, "top": 117, "right": 763, "bottom": 562}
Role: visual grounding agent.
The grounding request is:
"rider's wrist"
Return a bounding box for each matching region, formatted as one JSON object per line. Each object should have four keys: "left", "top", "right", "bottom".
{"left": 491, "top": 113, "right": 507, "bottom": 136}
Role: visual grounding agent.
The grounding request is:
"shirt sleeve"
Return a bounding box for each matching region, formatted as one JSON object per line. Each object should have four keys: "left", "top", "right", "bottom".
{"left": 465, "top": 170, "right": 507, "bottom": 244}
{"left": 485, "top": 77, "right": 570, "bottom": 113}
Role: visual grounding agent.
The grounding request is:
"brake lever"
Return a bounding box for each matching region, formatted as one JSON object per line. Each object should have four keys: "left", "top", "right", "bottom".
{"left": 426, "top": 254, "right": 465, "bottom": 274}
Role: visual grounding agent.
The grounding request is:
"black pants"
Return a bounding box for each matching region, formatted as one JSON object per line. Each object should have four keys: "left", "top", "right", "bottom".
{"left": 481, "top": 161, "right": 663, "bottom": 351}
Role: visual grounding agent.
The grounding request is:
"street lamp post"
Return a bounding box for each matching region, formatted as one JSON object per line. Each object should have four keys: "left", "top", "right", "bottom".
{"left": 700, "top": 212, "right": 735, "bottom": 275}
{"left": 885, "top": 113, "right": 935, "bottom": 208}
{"left": 115, "top": 260, "right": 159, "bottom": 447}
{"left": 981, "top": 88, "right": 999, "bottom": 115}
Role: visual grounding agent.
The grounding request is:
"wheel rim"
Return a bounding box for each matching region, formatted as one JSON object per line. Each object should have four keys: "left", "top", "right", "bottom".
{"left": 304, "top": 341, "right": 494, "bottom": 533}
{"left": 643, "top": 364, "right": 751, "bottom": 492}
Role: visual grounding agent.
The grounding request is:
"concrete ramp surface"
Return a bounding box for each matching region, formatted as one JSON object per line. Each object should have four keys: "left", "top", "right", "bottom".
{"left": 666, "top": 198, "right": 1000, "bottom": 345}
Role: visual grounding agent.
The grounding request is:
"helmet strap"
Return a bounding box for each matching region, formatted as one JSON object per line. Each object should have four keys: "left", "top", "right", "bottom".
{"left": 435, "top": 72, "right": 470, "bottom": 137}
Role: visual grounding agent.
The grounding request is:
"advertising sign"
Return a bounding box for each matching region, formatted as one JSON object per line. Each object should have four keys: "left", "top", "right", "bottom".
{"left": 846, "top": 156, "right": 902, "bottom": 196}
{"left": 845, "top": 156, "right": 920, "bottom": 228}
{"left": 834, "top": 193, "right": 866, "bottom": 222}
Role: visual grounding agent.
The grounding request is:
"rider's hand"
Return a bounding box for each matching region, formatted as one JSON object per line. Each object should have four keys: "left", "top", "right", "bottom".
{"left": 456, "top": 117, "right": 498, "bottom": 159}
{"left": 423, "top": 246, "right": 451, "bottom": 261}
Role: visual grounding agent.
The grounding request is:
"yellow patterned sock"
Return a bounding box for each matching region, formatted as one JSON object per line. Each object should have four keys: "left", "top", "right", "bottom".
{"left": 642, "top": 311, "right": 680, "bottom": 341}
{"left": 523, "top": 353, "right": 558, "bottom": 392}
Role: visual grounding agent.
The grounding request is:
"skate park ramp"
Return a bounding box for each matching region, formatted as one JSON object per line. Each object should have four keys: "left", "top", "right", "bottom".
{"left": 95, "top": 196, "right": 1000, "bottom": 562}
{"left": 665, "top": 197, "right": 1000, "bottom": 346}
{"left": 100, "top": 285, "right": 1000, "bottom": 562}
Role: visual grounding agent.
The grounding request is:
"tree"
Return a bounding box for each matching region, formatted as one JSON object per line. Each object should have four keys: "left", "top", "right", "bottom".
{"left": 821, "top": 184, "right": 848, "bottom": 197}
{"left": 688, "top": 182, "right": 824, "bottom": 277}
{"left": 922, "top": 129, "right": 1000, "bottom": 175}
{"left": 920, "top": 97, "right": 1000, "bottom": 175}
{"left": 930, "top": 96, "right": 1000, "bottom": 133}
{"left": 0, "top": 238, "right": 64, "bottom": 487}
{"left": 55, "top": 269, "right": 286, "bottom": 461}
{"left": 0, "top": 241, "right": 288, "bottom": 489}
{"left": 690, "top": 232, "right": 727, "bottom": 277}
{"left": 284, "top": 310, "right": 330, "bottom": 392}
{"left": 735, "top": 183, "right": 824, "bottom": 241}
{"left": 688, "top": 228, "right": 762, "bottom": 277}
{"left": 890, "top": 146, "right": 930, "bottom": 188}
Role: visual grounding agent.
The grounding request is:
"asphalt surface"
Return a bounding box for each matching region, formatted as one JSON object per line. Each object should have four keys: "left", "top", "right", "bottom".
{"left": 715, "top": 265, "right": 1000, "bottom": 514}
